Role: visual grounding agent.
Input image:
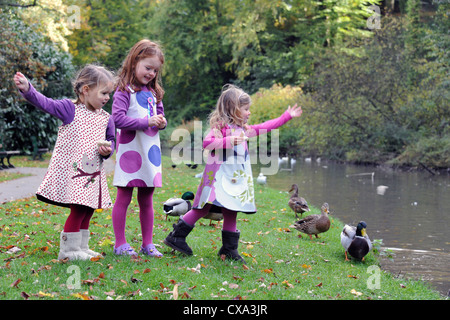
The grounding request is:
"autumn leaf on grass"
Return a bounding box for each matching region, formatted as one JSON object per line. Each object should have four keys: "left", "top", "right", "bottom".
{"left": 172, "top": 284, "right": 179, "bottom": 300}
{"left": 10, "top": 278, "right": 21, "bottom": 288}
{"left": 350, "top": 289, "right": 363, "bottom": 297}
{"left": 282, "top": 280, "right": 294, "bottom": 289}
{"left": 228, "top": 283, "right": 239, "bottom": 289}
{"left": 104, "top": 290, "right": 115, "bottom": 297}
{"left": 90, "top": 256, "right": 103, "bottom": 262}
{"left": 131, "top": 276, "right": 143, "bottom": 283}
{"left": 187, "top": 264, "right": 201, "bottom": 273}
{"left": 181, "top": 292, "right": 191, "bottom": 299}
{"left": 71, "top": 292, "right": 92, "bottom": 300}
{"left": 20, "top": 291, "right": 30, "bottom": 300}
{"left": 38, "top": 291, "right": 54, "bottom": 298}
{"left": 262, "top": 268, "right": 273, "bottom": 274}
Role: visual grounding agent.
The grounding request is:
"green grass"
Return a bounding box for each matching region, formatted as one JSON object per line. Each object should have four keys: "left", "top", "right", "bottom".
{"left": 0, "top": 154, "right": 50, "bottom": 183}
{"left": 0, "top": 171, "right": 32, "bottom": 183}
{"left": 0, "top": 155, "right": 444, "bottom": 300}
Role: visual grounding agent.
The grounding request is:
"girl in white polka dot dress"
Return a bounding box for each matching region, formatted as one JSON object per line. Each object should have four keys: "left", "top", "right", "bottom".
{"left": 111, "top": 40, "right": 167, "bottom": 257}
{"left": 13, "top": 65, "right": 116, "bottom": 261}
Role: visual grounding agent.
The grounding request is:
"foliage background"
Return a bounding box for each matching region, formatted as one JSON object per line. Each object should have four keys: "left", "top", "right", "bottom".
{"left": 0, "top": 0, "right": 448, "bottom": 168}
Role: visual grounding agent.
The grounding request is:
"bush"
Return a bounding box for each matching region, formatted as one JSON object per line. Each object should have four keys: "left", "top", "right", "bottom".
{"left": 249, "top": 84, "right": 307, "bottom": 157}
{"left": 0, "top": 10, "right": 75, "bottom": 153}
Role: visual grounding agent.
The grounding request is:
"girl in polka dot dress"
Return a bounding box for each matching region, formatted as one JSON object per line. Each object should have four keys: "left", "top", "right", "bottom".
{"left": 111, "top": 40, "right": 167, "bottom": 257}
{"left": 164, "top": 84, "right": 303, "bottom": 263}
{"left": 13, "top": 65, "right": 116, "bottom": 261}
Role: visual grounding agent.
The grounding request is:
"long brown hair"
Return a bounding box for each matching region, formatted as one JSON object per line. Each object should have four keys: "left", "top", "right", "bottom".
{"left": 208, "top": 84, "right": 251, "bottom": 130}
{"left": 116, "top": 39, "right": 165, "bottom": 102}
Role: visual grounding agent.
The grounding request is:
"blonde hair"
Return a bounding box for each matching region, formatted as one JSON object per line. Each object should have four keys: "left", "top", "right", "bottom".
{"left": 73, "top": 64, "right": 115, "bottom": 104}
{"left": 116, "top": 39, "right": 165, "bottom": 103}
{"left": 208, "top": 84, "right": 251, "bottom": 130}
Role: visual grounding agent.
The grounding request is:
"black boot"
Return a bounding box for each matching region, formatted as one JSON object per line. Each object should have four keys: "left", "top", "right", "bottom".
{"left": 163, "top": 218, "right": 194, "bottom": 255}
{"left": 218, "top": 230, "right": 246, "bottom": 264}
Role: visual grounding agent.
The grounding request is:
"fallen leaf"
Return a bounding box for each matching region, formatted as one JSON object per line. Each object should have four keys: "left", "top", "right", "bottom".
{"left": 350, "top": 289, "right": 362, "bottom": 296}
{"left": 172, "top": 284, "right": 179, "bottom": 300}
{"left": 10, "top": 279, "right": 21, "bottom": 288}
{"left": 20, "top": 291, "right": 30, "bottom": 300}
{"left": 38, "top": 291, "right": 54, "bottom": 298}
{"left": 131, "top": 276, "right": 142, "bottom": 283}
{"left": 229, "top": 283, "right": 239, "bottom": 289}
{"left": 282, "top": 280, "right": 294, "bottom": 288}
{"left": 126, "top": 289, "right": 141, "bottom": 297}
{"left": 104, "top": 290, "right": 115, "bottom": 296}
{"left": 262, "top": 268, "right": 273, "bottom": 274}
{"left": 181, "top": 292, "right": 191, "bottom": 299}
{"left": 90, "top": 256, "right": 103, "bottom": 262}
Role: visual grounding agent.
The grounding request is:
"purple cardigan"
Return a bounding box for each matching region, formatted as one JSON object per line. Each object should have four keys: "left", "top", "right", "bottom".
{"left": 112, "top": 87, "right": 165, "bottom": 130}
{"left": 203, "top": 111, "right": 293, "bottom": 150}
{"left": 21, "top": 83, "right": 116, "bottom": 157}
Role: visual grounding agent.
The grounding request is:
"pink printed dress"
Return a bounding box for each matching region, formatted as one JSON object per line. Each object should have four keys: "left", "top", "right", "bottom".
{"left": 192, "top": 111, "right": 293, "bottom": 214}
{"left": 112, "top": 86, "right": 165, "bottom": 188}
{"left": 21, "top": 83, "right": 115, "bottom": 209}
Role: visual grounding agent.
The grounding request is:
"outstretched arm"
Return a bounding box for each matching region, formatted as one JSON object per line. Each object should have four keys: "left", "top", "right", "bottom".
{"left": 246, "top": 104, "right": 303, "bottom": 138}
{"left": 14, "top": 72, "right": 75, "bottom": 125}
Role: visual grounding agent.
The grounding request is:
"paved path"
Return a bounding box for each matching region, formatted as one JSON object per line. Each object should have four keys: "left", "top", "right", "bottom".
{"left": 0, "top": 158, "right": 115, "bottom": 204}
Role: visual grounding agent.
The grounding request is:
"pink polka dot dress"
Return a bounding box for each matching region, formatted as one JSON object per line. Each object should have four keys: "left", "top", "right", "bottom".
{"left": 37, "top": 104, "right": 113, "bottom": 209}
{"left": 113, "top": 87, "right": 163, "bottom": 188}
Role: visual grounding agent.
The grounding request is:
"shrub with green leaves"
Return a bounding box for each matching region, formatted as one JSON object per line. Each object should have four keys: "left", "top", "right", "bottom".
{"left": 0, "top": 10, "right": 75, "bottom": 153}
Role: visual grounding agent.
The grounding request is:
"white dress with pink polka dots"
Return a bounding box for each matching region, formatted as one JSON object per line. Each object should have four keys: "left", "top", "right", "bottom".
{"left": 113, "top": 88, "right": 162, "bottom": 188}
{"left": 36, "top": 104, "right": 113, "bottom": 209}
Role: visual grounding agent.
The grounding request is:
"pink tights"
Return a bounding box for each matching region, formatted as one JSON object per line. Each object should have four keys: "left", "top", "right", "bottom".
{"left": 64, "top": 204, "right": 94, "bottom": 232}
{"left": 182, "top": 203, "right": 238, "bottom": 232}
{"left": 112, "top": 187, "right": 155, "bottom": 248}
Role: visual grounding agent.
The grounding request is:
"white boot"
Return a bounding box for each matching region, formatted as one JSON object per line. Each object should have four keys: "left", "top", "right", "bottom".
{"left": 58, "top": 231, "right": 91, "bottom": 260}
{"left": 80, "top": 229, "right": 101, "bottom": 257}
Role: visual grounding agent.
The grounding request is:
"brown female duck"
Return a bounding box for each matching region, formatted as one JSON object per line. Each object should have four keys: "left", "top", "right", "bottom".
{"left": 288, "top": 184, "right": 310, "bottom": 219}
{"left": 294, "top": 203, "right": 330, "bottom": 240}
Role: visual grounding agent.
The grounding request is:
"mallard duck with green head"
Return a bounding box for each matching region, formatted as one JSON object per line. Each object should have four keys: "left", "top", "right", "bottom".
{"left": 293, "top": 202, "right": 330, "bottom": 239}
{"left": 340, "top": 221, "right": 372, "bottom": 261}
{"left": 163, "top": 191, "right": 195, "bottom": 219}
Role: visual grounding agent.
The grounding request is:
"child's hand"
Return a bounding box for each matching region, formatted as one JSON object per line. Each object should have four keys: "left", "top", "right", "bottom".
{"left": 148, "top": 114, "right": 164, "bottom": 128}
{"left": 157, "top": 116, "right": 167, "bottom": 129}
{"left": 14, "top": 72, "right": 30, "bottom": 93}
{"left": 231, "top": 131, "right": 248, "bottom": 146}
{"left": 98, "top": 145, "right": 112, "bottom": 157}
{"left": 287, "top": 103, "right": 302, "bottom": 118}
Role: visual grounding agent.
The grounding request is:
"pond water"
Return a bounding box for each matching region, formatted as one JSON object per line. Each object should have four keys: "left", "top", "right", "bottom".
{"left": 252, "top": 158, "right": 450, "bottom": 296}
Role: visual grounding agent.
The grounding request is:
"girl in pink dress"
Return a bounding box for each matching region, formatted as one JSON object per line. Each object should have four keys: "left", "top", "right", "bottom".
{"left": 111, "top": 39, "right": 167, "bottom": 257}
{"left": 13, "top": 65, "right": 115, "bottom": 261}
{"left": 164, "top": 84, "right": 303, "bottom": 263}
